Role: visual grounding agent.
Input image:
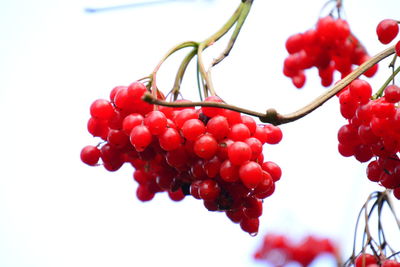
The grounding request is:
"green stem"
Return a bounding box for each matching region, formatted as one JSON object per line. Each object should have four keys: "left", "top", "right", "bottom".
{"left": 151, "top": 41, "right": 198, "bottom": 99}
{"left": 197, "top": 1, "right": 247, "bottom": 96}
{"left": 171, "top": 47, "right": 198, "bottom": 100}
{"left": 373, "top": 64, "right": 400, "bottom": 99}
{"left": 196, "top": 58, "right": 204, "bottom": 101}
{"left": 211, "top": 0, "right": 252, "bottom": 67}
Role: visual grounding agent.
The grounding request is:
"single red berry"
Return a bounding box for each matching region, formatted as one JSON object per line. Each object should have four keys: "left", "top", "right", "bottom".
{"left": 198, "top": 179, "right": 221, "bottom": 201}
{"left": 136, "top": 184, "right": 155, "bottom": 202}
{"left": 264, "top": 124, "right": 283, "bottom": 144}
{"left": 292, "top": 71, "right": 306, "bottom": 89}
{"left": 384, "top": 85, "right": 400, "bottom": 103}
{"left": 107, "top": 129, "right": 129, "bottom": 149}
{"left": 144, "top": 110, "right": 167, "bottom": 135}
{"left": 376, "top": 19, "right": 399, "bottom": 44}
{"left": 239, "top": 161, "right": 263, "bottom": 189}
{"left": 354, "top": 253, "right": 378, "bottom": 267}
{"left": 206, "top": 115, "right": 230, "bottom": 141}
{"left": 194, "top": 134, "right": 218, "bottom": 159}
{"left": 226, "top": 209, "right": 244, "bottom": 223}
{"left": 203, "top": 156, "right": 221, "bottom": 178}
{"left": 219, "top": 160, "right": 240, "bottom": 182}
{"left": 168, "top": 188, "right": 186, "bottom": 202}
{"left": 285, "top": 33, "right": 304, "bottom": 54}
{"left": 228, "top": 141, "right": 252, "bottom": 165}
{"left": 90, "top": 99, "right": 115, "bottom": 120}
{"left": 242, "top": 196, "right": 263, "bottom": 218}
{"left": 129, "top": 125, "right": 152, "bottom": 152}
{"left": 253, "top": 172, "right": 275, "bottom": 199}
{"left": 80, "top": 145, "right": 101, "bottom": 166}
{"left": 261, "top": 161, "right": 282, "bottom": 182}
{"left": 240, "top": 217, "right": 259, "bottom": 236}
{"left": 159, "top": 127, "right": 182, "bottom": 151}
{"left": 181, "top": 119, "right": 206, "bottom": 141}
{"left": 349, "top": 79, "right": 372, "bottom": 104}
{"left": 88, "top": 117, "right": 109, "bottom": 140}
{"left": 229, "top": 123, "right": 251, "bottom": 141}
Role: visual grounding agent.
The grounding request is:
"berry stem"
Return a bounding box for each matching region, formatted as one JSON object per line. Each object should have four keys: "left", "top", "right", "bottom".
{"left": 171, "top": 47, "right": 198, "bottom": 100}
{"left": 373, "top": 64, "right": 400, "bottom": 99}
{"left": 197, "top": 0, "right": 251, "bottom": 97}
{"left": 210, "top": 0, "right": 253, "bottom": 68}
{"left": 150, "top": 41, "right": 198, "bottom": 104}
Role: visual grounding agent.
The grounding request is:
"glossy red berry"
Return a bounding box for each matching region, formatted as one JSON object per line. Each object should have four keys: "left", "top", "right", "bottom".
{"left": 228, "top": 141, "right": 252, "bottom": 165}
{"left": 80, "top": 145, "right": 101, "bottom": 166}
{"left": 90, "top": 99, "right": 115, "bottom": 120}
{"left": 194, "top": 134, "right": 218, "bottom": 159}
{"left": 376, "top": 19, "right": 399, "bottom": 44}
{"left": 130, "top": 125, "right": 152, "bottom": 152}
{"left": 239, "top": 161, "right": 263, "bottom": 189}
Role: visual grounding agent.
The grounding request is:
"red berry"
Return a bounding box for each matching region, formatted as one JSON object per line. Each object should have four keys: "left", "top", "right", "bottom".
{"left": 229, "top": 123, "right": 251, "bottom": 141}
{"left": 90, "top": 99, "right": 115, "bottom": 120}
{"left": 80, "top": 145, "right": 101, "bottom": 166}
{"left": 384, "top": 85, "right": 400, "bottom": 103}
{"left": 130, "top": 125, "right": 152, "bottom": 152}
{"left": 159, "top": 128, "right": 182, "bottom": 151}
{"left": 144, "top": 110, "right": 167, "bottom": 135}
{"left": 285, "top": 33, "right": 304, "bottom": 54}
{"left": 198, "top": 179, "right": 221, "bottom": 201}
{"left": 376, "top": 19, "right": 399, "bottom": 44}
{"left": 239, "top": 161, "right": 263, "bottom": 189}
{"left": 181, "top": 119, "right": 206, "bottom": 141}
{"left": 264, "top": 124, "right": 283, "bottom": 144}
{"left": 261, "top": 161, "right": 282, "bottom": 182}
{"left": 219, "top": 160, "right": 240, "bottom": 182}
{"left": 240, "top": 217, "right": 259, "bottom": 236}
{"left": 349, "top": 79, "right": 372, "bottom": 104}
{"left": 354, "top": 253, "right": 378, "bottom": 267}
{"left": 194, "top": 134, "right": 218, "bottom": 159}
{"left": 228, "top": 141, "right": 252, "bottom": 165}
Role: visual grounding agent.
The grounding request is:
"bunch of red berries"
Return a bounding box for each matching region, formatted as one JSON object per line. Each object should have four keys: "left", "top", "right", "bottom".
{"left": 352, "top": 253, "right": 400, "bottom": 267}
{"left": 253, "top": 233, "right": 339, "bottom": 267}
{"left": 336, "top": 79, "right": 400, "bottom": 199}
{"left": 284, "top": 16, "right": 377, "bottom": 89}
{"left": 80, "top": 81, "right": 283, "bottom": 235}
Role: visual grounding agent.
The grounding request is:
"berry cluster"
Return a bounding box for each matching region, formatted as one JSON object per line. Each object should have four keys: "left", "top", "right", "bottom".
{"left": 353, "top": 253, "right": 400, "bottom": 267}
{"left": 336, "top": 79, "right": 400, "bottom": 199}
{"left": 80, "top": 81, "right": 283, "bottom": 235}
{"left": 253, "top": 233, "right": 339, "bottom": 267}
{"left": 284, "top": 16, "right": 377, "bottom": 89}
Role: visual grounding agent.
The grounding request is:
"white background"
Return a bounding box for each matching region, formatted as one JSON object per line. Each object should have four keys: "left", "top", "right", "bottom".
{"left": 1, "top": 0, "right": 400, "bottom": 266}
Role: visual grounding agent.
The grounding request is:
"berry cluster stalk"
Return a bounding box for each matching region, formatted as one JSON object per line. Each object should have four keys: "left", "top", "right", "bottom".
{"left": 144, "top": 45, "right": 396, "bottom": 125}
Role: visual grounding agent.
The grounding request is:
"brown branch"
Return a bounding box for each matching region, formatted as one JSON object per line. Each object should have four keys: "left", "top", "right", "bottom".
{"left": 143, "top": 45, "right": 395, "bottom": 125}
